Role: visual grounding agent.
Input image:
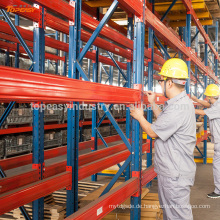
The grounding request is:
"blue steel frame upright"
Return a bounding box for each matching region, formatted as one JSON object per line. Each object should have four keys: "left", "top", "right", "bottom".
{"left": 194, "top": 27, "right": 198, "bottom": 97}
{"left": 125, "top": 14, "right": 133, "bottom": 182}
{"left": 147, "top": 0, "right": 154, "bottom": 187}
{"left": 65, "top": 0, "right": 143, "bottom": 217}
{"left": 203, "top": 25, "right": 208, "bottom": 164}
{"left": 130, "top": 14, "right": 145, "bottom": 219}
{"left": 15, "top": 15, "right": 19, "bottom": 68}
{"left": 66, "top": 0, "right": 81, "bottom": 215}
{"left": 91, "top": 8, "right": 99, "bottom": 182}
{"left": 32, "top": 4, "right": 45, "bottom": 220}
{"left": 215, "top": 21, "right": 218, "bottom": 78}
{"left": 186, "top": 10, "right": 191, "bottom": 95}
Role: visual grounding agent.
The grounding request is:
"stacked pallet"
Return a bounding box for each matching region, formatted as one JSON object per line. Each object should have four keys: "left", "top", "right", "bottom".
{"left": 103, "top": 192, "right": 163, "bottom": 220}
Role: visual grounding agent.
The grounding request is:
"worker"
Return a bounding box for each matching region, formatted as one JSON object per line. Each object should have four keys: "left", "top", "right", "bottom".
{"left": 130, "top": 58, "right": 196, "bottom": 220}
{"left": 192, "top": 84, "right": 220, "bottom": 199}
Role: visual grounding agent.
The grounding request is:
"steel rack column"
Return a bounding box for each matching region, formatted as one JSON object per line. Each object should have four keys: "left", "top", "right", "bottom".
{"left": 66, "top": 0, "right": 81, "bottom": 216}
{"left": 186, "top": 11, "right": 191, "bottom": 95}
{"left": 118, "top": 56, "right": 121, "bottom": 86}
{"left": 203, "top": 26, "right": 208, "bottom": 165}
{"left": 4, "top": 47, "right": 9, "bottom": 66}
{"left": 88, "top": 58, "right": 91, "bottom": 80}
{"left": 125, "top": 15, "right": 133, "bottom": 182}
{"left": 147, "top": 0, "right": 154, "bottom": 188}
{"left": 183, "top": 27, "right": 186, "bottom": 43}
{"left": 195, "top": 27, "right": 198, "bottom": 97}
{"left": 15, "top": 15, "right": 19, "bottom": 68}
{"left": 130, "top": 18, "right": 145, "bottom": 220}
{"left": 32, "top": 5, "right": 45, "bottom": 220}
{"left": 63, "top": 34, "right": 67, "bottom": 76}
{"left": 109, "top": 53, "right": 114, "bottom": 85}
{"left": 215, "top": 21, "right": 218, "bottom": 78}
{"left": 55, "top": 31, "right": 60, "bottom": 75}
{"left": 178, "top": 27, "right": 183, "bottom": 59}
{"left": 91, "top": 8, "right": 99, "bottom": 182}
{"left": 164, "top": 45, "right": 168, "bottom": 60}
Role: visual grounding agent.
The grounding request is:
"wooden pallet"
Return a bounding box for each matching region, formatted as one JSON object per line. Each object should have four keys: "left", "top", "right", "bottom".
{"left": 102, "top": 192, "right": 163, "bottom": 220}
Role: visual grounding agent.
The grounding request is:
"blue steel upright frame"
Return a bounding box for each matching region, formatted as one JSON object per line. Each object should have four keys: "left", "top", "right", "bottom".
{"left": 91, "top": 8, "right": 99, "bottom": 182}
{"left": 186, "top": 10, "right": 191, "bottom": 95}
{"left": 15, "top": 15, "right": 19, "bottom": 68}
{"left": 215, "top": 21, "right": 218, "bottom": 78}
{"left": 147, "top": 0, "right": 154, "bottom": 187}
{"left": 32, "top": 5, "right": 45, "bottom": 220}
{"left": 194, "top": 27, "right": 198, "bottom": 97}
{"left": 125, "top": 14, "right": 133, "bottom": 182}
{"left": 203, "top": 25, "right": 208, "bottom": 165}
{"left": 130, "top": 15, "right": 145, "bottom": 219}
{"left": 66, "top": 0, "right": 81, "bottom": 216}
{"left": 64, "top": 0, "right": 144, "bottom": 217}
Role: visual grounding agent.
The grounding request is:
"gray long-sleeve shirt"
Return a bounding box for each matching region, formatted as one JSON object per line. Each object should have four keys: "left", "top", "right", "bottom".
{"left": 151, "top": 91, "right": 196, "bottom": 178}
{"left": 204, "top": 98, "right": 220, "bottom": 144}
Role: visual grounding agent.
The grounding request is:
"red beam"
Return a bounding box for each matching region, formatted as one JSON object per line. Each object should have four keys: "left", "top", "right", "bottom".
{"left": 0, "top": 146, "right": 67, "bottom": 171}
{"left": 0, "top": 66, "right": 141, "bottom": 103}
{"left": 0, "top": 123, "right": 67, "bottom": 135}
{"left": 79, "top": 143, "right": 127, "bottom": 166}
{"left": 141, "top": 166, "right": 157, "bottom": 186}
{"left": 0, "top": 118, "right": 125, "bottom": 136}
{"left": 0, "top": 172, "right": 71, "bottom": 215}
{"left": 65, "top": 177, "right": 138, "bottom": 220}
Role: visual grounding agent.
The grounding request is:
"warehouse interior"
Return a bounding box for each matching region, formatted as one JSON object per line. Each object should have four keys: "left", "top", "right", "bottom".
{"left": 0, "top": 0, "right": 220, "bottom": 219}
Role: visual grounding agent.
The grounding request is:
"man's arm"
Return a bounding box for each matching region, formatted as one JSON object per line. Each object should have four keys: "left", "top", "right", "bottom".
{"left": 195, "top": 109, "right": 206, "bottom": 116}
{"left": 144, "top": 91, "right": 162, "bottom": 118}
{"left": 191, "top": 96, "right": 211, "bottom": 108}
{"left": 130, "top": 108, "right": 158, "bottom": 138}
{"left": 138, "top": 116, "right": 158, "bottom": 138}
{"left": 151, "top": 102, "right": 162, "bottom": 118}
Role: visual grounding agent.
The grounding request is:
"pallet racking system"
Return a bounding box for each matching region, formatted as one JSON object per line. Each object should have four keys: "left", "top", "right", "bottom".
{"left": 0, "top": 0, "right": 219, "bottom": 219}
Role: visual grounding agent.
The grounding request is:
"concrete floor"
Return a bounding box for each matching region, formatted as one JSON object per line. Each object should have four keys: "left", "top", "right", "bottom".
{"left": 141, "top": 163, "right": 220, "bottom": 220}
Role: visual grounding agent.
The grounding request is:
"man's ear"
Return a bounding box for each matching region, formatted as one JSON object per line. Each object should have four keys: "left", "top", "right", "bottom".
{"left": 167, "top": 79, "right": 173, "bottom": 88}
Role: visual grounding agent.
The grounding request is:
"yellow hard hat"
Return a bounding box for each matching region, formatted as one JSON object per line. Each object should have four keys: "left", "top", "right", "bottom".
{"left": 204, "top": 84, "right": 220, "bottom": 97}
{"left": 159, "top": 58, "right": 189, "bottom": 79}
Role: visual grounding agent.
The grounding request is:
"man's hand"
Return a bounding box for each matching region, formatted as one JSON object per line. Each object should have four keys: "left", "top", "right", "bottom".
{"left": 191, "top": 95, "right": 198, "bottom": 102}
{"left": 144, "top": 91, "right": 156, "bottom": 104}
{"left": 130, "top": 107, "right": 144, "bottom": 121}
